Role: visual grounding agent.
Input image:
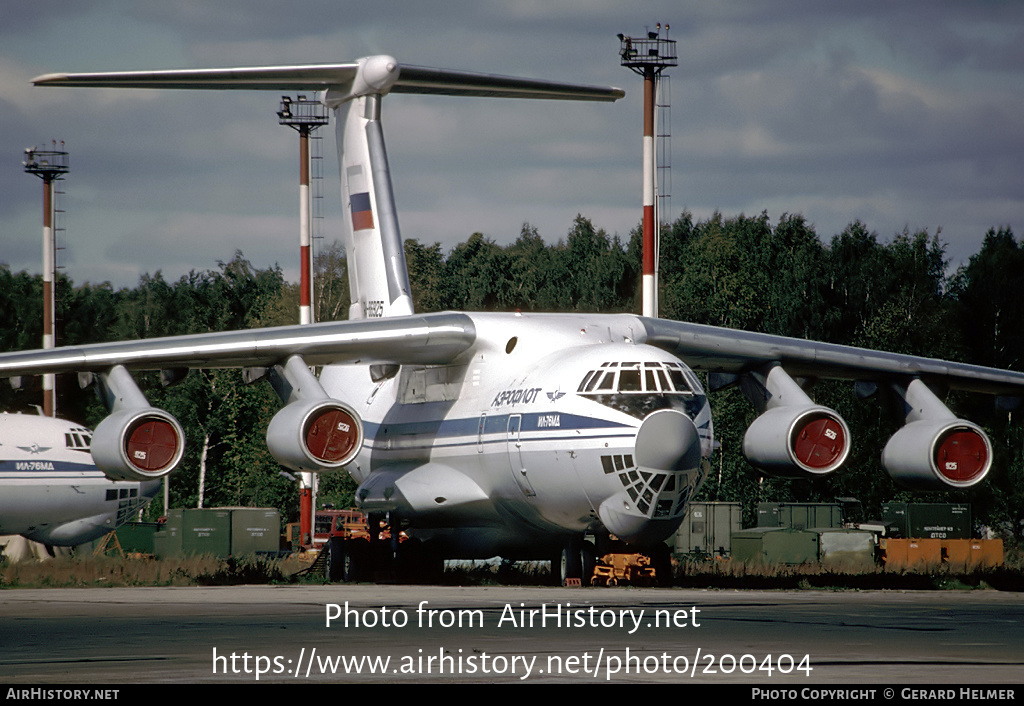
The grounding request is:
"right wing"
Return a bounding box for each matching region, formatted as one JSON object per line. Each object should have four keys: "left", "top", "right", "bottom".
{"left": 0, "top": 313, "right": 475, "bottom": 481}
{"left": 0, "top": 312, "right": 475, "bottom": 376}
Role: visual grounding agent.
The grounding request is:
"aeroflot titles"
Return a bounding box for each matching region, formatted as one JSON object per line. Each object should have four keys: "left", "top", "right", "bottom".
{"left": 491, "top": 388, "right": 543, "bottom": 408}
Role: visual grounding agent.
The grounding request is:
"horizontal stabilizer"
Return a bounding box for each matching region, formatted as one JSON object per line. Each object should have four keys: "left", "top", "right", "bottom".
{"left": 33, "top": 63, "right": 361, "bottom": 91}
{"left": 34, "top": 56, "right": 624, "bottom": 103}
{"left": 390, "top": 65, "right": 624, "bottom": 101}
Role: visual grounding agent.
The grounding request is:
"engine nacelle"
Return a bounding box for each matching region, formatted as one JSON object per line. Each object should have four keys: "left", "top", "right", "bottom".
{"left": 882, "top": 419, "right": 992, "bottom": 490}
{"left": 91, "top": 408, "right": 185, "bottom": 481}
{"left": 743, "top": 405, "right": 850, "bottom": 478}
{"left": 267, "top": 399, "right": 363, "bottom": 472}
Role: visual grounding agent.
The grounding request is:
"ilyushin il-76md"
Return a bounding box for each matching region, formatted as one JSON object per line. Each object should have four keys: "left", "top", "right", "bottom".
{"left": 3, "top": 55, "right": 1023, "bottom": 583}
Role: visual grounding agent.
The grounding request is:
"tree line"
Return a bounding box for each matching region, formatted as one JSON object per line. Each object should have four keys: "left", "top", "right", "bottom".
{"left": 1, "top": 212, "right": 1022, "bottom": 540}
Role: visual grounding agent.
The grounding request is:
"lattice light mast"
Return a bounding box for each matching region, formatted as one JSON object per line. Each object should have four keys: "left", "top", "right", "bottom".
{"left": 618, "top": 24, "right": 676, "bottom": 318}
{"left": 278, "top": 96, "right": 329, "bottom": 549}
{"left": 278, "top": 96, "right": 329, "bottom": 326}
{"left": 23, "top": 141, "right": 69, "bottom": 417}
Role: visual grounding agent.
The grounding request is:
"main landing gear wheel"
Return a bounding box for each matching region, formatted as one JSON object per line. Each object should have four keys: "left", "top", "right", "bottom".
{"left": 396, "top": 538, "right": 445, "bottom": 585}
{"left": 326, "top": 537, "right": 366, "bottom": 583}
{"left": 649, "top": 543, "right": 673, "bottom": 587}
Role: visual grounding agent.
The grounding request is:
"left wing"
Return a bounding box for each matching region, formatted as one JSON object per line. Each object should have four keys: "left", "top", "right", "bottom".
{"left": 639, "top": 316, "right": 1024, "bottom": 491}
{"left": 639, "top": 317, "right": 1024, "bottom": 395}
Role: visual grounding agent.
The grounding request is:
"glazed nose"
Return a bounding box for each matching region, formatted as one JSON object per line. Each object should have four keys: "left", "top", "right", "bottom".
{"left": 635, "top": 409, "right": 701, "bottom": 472}
{"left": 595, "top": 409, "right": 702, "bottom": 544}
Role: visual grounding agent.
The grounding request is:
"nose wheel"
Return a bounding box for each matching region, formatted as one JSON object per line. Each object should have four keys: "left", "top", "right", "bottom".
{"left": 554, "top": 538, "right": 598, "bottom": 586}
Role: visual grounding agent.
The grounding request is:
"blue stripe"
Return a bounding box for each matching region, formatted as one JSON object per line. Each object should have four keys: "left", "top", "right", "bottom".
{"left": 350, "top": 191, "right": 372, "bottom": 213}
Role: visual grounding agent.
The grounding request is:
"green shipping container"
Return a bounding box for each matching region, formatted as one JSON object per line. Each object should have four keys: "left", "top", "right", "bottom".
{"left": 880, "top": 503, "right": 971, "bottom": 539}
{"left": 731, "top": 528, "right": 820, "bottom": 566}
{"left": 155, "top": 507, "right": 280, "bottom": 558}
{"left": 230, "top": 508, "right": 281, "bottom": 555}
{"left": 114, "top": 522, "right": 161, "bottom": 554}
{"left": 757, "top": 503, "right": 842, "bottom": 530}
{"left": 181, "top": 508, "right": 232, "bottom": 557}
{"left": 153, "top": 521, "right": 181, "bottom": 559}
{"left": 674, "top": 502, "right": 742, "bottom": 556}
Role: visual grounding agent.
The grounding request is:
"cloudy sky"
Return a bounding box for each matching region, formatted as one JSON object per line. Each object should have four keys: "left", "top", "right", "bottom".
{"left": 2, "top": 2, "right": 1022, "bottom": 290}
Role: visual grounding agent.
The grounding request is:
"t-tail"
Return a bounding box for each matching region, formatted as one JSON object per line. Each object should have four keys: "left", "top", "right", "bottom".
{"left": 34, "top": 56, "right": 624, "bottom": 319}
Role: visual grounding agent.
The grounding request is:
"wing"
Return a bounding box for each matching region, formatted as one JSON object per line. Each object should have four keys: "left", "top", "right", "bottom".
{"left": 639, "top": 316, "right": 1023, "bottom": 491}
{"left": 0, "top": 313, "right": 475, "bottom": 482}
{"left": 639, "top": 317, "right": 1024, "bottom": 396}
{"left": 0, "top": 312, "right": 475, "bottom": 376}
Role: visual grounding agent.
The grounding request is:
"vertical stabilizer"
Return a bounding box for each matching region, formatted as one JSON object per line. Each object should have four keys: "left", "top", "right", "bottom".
{"left": 336, "top": 93, "right": 415, "bottom": 319}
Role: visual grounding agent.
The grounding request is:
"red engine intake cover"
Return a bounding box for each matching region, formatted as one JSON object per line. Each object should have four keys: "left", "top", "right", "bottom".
{"left": 935, "top": 428, "right": 989, "bottom": 484}
{"left": 305, "top": 408, "right": 360, "bottom": 464}
{"left": 792, "top": 415, "right": 846, "bottom": 470}
{"left": 125, "top": 418, "right": 180, "bottom": 472}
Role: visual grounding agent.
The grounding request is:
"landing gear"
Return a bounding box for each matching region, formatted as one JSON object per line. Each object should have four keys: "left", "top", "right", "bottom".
{"left": 325, "top": 536, "right": 367, "bottom": 583}
{"left": 396, "top": 538, "right": 445, "bottom": 585}
{"left": 581, "top": 540, "right": 597, "bottom": 586}
{"left": 554, "top": 538, "right": 598, "bottom": 586}
{"left": 323, "top": 512, "right": 444, "bottom": 585}
{"left": 649, "top": 542, "right": 673, "bottom": 587}
{"left": 558, "top": 542, "right": 582, "bottom": 586}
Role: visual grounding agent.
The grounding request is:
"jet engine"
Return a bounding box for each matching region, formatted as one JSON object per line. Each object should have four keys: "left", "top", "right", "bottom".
{"left": 264, "top": 355, "right": 364, "bottom": 472}
{"left": 266, "top": 398, "right": 363, "bottom": 472}
{"left": 91, "top": 365, "right": 185, "bottom": 481}
{"left": 743, "top": 404, "right": 850, "bottom": 478}
{"left": 739, "top": 363, "right": 850, "bottom": 478}
{"left": 881, "top": 379, "right": 992, "bottom": 490}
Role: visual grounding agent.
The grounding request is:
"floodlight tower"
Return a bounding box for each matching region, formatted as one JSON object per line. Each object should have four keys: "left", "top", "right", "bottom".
{"left": 278, "top": 96, "right": 329, "bottom": 548}
{"left": 23, "top": 141, "right": 69, "bottom": 417}
{"left": 278, "top": 95, "right": 329, "bottom": 325}
{"left": 618, "top": 24, "right": 676, "bottom": 318}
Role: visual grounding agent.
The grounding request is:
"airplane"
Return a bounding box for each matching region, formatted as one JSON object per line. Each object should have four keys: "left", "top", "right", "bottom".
{"left": 2, "top": 54, "right": 1022, "bottom": 583}
{"left": 0, "top": 411, "right": 162, "bottom": 549}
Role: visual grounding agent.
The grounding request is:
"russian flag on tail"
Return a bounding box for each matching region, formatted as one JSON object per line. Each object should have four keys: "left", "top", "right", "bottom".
{"left": 350, "top": 192, "right": 375, "bottom": 231}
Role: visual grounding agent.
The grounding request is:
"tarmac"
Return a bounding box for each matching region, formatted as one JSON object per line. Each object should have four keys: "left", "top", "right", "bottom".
{"left": 1, "top": 584, "right": 1022, "bottom": 684}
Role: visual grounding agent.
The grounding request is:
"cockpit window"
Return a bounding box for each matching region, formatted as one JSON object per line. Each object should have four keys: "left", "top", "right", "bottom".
{"left": 577, "top": 361, "right": 697, "bottom": 395}
{"left": 65, "top": 428, "right": 92, "bottom": 452}
{"left": 577, "top": 361, "right": 705, "bottom": 420}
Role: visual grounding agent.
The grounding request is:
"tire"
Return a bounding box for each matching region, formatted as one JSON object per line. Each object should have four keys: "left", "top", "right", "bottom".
{"left": 559, "top": 541, "right": 583, "bottom": 586}
{"left": 325, "top": 537, "right": 345, "bottom": 583}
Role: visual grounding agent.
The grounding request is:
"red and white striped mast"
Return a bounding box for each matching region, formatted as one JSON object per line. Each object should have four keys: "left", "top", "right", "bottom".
{"left": 619, "top": 25, "right": 676, "bottom": 318}
{"left": 23, "top": 141, "right": 69, "bottom": 417}
{"left": 278, "top": 96, "right": 329, "bottom": 547}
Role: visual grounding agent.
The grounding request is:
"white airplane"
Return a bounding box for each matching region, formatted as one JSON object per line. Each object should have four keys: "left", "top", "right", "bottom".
{"left": 2, "top": 55, "right": 1022, "bottom": 582}
{"left": 0, "top": 411, "right": 161, "bottom": 547}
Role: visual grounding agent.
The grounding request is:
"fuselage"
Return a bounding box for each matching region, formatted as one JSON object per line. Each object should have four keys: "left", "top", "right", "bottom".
{"left": 0, "top": 413, "right": 159, "bottom": 546}
{"left": 319, "top": 312, "right": 713, "bottom": 559}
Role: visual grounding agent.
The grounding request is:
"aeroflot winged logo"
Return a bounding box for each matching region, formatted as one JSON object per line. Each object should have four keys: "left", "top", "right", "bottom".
{"left": 17, "top": 444, "right": 52, "bottom": 455}
{"left": 547, "top": 390, "right": 566, "bottom": 402}
{"left": 350, "top": 192, "right": 375, "bottom": 231}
